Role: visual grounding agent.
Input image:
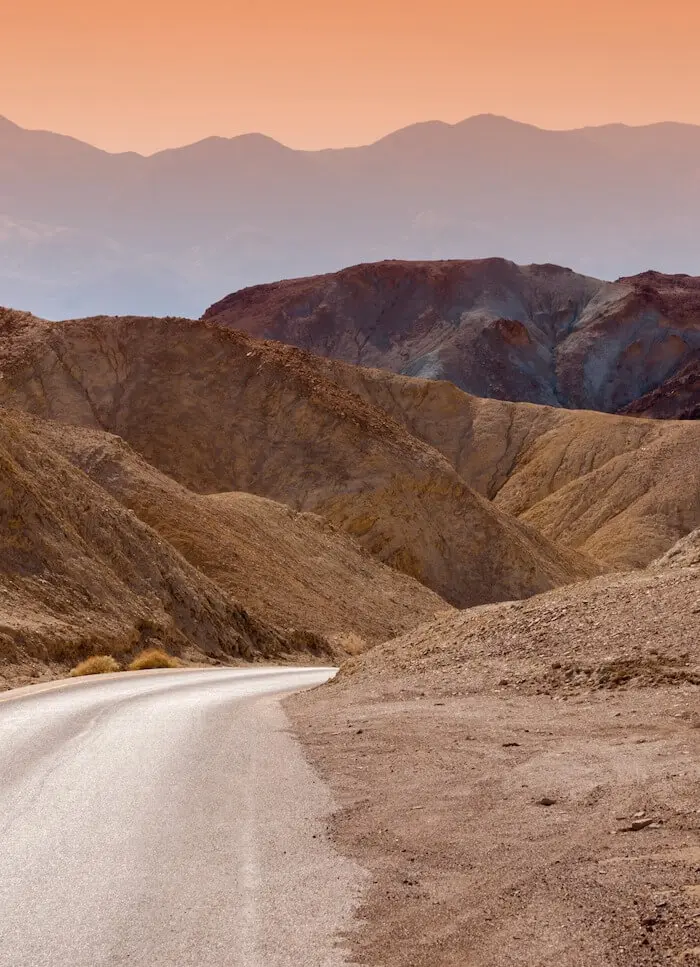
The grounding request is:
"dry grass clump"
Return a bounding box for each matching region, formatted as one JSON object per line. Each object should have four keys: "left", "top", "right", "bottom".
{"left": 69, "top": 655, "right": 122, "bottom": 677}
{"left": 335, "top": 632, "right": 371, "bottom": 657}
{"left": 128, "top": 648, "right": 182, "bottom": 671}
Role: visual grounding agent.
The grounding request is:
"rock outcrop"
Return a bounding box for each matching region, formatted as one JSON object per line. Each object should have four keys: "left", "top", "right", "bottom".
{"left": 204, "top": 259, "right": 700, "bottom": 418}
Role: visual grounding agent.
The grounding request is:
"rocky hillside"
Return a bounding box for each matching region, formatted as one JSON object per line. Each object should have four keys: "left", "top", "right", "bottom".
{"left": 32, "top": 418, "right": 448, "bottom": 650}
{"left": 324, "top": 365, "right": 700, "bottom": 569}
{"left": 340, "top": 560, "right": 700, "bottom": 696}
{"left": 1, "top": 304, "right": 699, "bottom": 688}
{"left": 0, "top": 408, "right": 309, "bottom": 689}
{"left": 0, "top": 309, "right": 597, "bottom": 610}
{"left": 653, "top": 527, "right": 700, "bottom": 571}
{"left": 204, "top": 259, "right": 700, "bottom": 418}
{"left": 291, "top": 533, "right": 700, "bottom": 967}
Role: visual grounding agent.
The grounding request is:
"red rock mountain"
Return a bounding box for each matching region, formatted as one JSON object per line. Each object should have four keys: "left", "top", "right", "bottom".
{"left": 204, "top": 259, "right": 700, "bottom": 418}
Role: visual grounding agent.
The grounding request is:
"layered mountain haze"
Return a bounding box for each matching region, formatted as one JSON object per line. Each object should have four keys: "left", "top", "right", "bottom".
{"left": 3, "top": 113, "right": 700, "bottom": 319}
{"left": 206, "top": 259, "right": 700, "bottom": 418}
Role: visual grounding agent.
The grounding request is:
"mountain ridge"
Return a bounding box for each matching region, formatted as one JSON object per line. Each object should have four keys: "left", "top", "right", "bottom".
{"left": 3, "top": 114, "right": 700, "bottom": 318}
{"left": 204, "top": 258, "right": 700, "bottom": 418}
{"left": 4, "top": 111, "right": 700, "bottom": 157}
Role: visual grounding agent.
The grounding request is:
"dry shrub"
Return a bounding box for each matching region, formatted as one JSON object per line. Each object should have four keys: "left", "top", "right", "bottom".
{"left": 334, "top": 632, "right": 370, "bottom": 656}
{"left": 128, "top": 648, "right": 182, "bottom": 671}
{"left": 69, "top": 655, "right": 121, "bottom": 677}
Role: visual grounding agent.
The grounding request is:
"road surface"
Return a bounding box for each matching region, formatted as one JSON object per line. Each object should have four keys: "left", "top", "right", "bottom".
{"left": 0, "top": 666, "right": 363, "bottom": 967}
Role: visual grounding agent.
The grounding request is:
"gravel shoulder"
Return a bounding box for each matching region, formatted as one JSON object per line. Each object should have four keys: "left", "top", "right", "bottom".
{"left": 289, "top": 677, "right": 700, "bottom": 966}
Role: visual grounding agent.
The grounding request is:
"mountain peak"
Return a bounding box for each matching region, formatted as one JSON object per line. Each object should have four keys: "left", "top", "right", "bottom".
{"left": 0, "top": 115, "right": 21, "bottom": 131}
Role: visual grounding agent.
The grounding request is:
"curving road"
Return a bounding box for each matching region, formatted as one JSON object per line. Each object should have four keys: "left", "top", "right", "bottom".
{"left": 0, "top": 667, "right": 362, "bottom": 967}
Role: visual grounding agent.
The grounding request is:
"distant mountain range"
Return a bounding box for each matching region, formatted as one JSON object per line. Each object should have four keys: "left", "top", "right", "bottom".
{"left": 2, "top": 113, "right": 700, "bottom": 319}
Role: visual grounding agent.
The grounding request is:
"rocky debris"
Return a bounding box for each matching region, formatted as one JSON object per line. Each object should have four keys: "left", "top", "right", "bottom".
{"left": 618, "top": 818, "right": 658, "bottom": 832}
{"left": 335, "top": 563, "right": 700, "bottom": 697}
{"left": 654, "top": 527, "right": 700, "bottom": 571}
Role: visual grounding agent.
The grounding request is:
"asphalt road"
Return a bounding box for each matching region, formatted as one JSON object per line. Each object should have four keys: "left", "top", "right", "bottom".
{"left": 0, "top": 667, "right": 363, "bottom": 967}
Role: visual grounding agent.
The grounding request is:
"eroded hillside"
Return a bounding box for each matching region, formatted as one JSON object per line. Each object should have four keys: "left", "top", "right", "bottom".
{"left": 0, "top": 408, "right": 310, "bottom": 688}
{"left": 324, "top": 365, "right": 700, "bottom": 568}
{"left": 0, "top": 309, "right": 597, "bottom": 609}
{"left": 205, "top": 259, "right": 700, "bottom": 418}
{"left": 31, "top": 418, "right": 449, "bottom": 650}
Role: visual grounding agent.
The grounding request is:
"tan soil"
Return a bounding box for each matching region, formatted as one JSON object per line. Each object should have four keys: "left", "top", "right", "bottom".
{"left": 289, "top": 558, "right": 700, "bottom": 966}
{"left": 291, "top": 686, "right": 700, "bottom": 967}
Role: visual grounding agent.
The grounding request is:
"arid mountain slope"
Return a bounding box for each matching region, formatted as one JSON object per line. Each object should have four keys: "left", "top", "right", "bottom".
{"left": 205, "top": 259, "right": 700, "bottom": 418}
{"left": 0, "top": 309, "right": 596, "bottom": 608}
{"left": 0, "top": 408, "right": 313, "bottom": 689}
{"left": 621, "top": 352, "right": 700, "bottom": 419}
{"left": 311, "top": 364, "right": 700, "bottom": 569}
{"left": 653, "top": 526, "right": 700, "bottom": 571}
{"left": 31, "top": 418, "right": 448, "bottom": 648}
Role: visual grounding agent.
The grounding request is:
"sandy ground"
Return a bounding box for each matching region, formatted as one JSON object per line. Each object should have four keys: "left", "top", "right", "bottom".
{"left": 289, "top": 679, "right": 700, "bottom": 966}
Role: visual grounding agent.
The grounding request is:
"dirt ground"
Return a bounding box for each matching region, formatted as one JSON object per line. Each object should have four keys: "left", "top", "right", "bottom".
{"left": 289, "top": 679, "right": 700, "bottom": 966}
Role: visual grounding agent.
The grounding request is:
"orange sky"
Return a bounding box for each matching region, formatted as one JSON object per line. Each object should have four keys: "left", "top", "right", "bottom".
{"left": 4, "top": 0, "right": 700, "bottom": 154}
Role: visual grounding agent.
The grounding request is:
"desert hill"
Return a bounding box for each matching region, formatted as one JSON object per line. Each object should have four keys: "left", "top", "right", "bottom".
{"left": 4, "top": 114, "right": 700, "bottom": 319}
{"left": 30, "top": 418, "right": 448, "bottom": 649}
{"left": 653, "top": 526, "right": 700, "bottom": 571}
{"left": 338, "top": 551, "right": 700, "bottom": 696}
{"left": 0, "top": 308, "right": 597, "bottom": 609}
{"left": 0, "top": 408, "right": 315, "bottom": 689}
{"left": 293, "top": 522, "right": 700, "bottom": 967}
{"left": 205, "top": 259, "right": 700, "bottom": 418}
{"left": 320, "top": 365, "right": 700, "bottom": 569}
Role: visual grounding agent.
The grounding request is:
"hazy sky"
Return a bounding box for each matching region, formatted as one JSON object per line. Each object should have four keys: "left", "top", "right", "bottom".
{"left": 4, "top": 0, "right": 700, "bottom": 154}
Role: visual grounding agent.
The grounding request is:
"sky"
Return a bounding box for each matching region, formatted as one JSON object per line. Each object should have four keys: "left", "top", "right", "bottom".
{"left": 3, "top": 0, "right": 700, "bottom": 154}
